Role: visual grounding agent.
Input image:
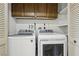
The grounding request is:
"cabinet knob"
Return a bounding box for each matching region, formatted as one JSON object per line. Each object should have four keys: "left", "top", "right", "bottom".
{"left": 31, "top": 40, "right": 33, "bottom": 42}
{"left": 74, "top": 40, "right": 76, "bottom": 43}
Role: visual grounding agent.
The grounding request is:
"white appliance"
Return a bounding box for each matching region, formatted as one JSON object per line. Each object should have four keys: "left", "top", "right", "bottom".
{"left": 38, "top": 30, "right": 67, "bottom": 56}
{"left": 8, "top": 34, "right": 35, "bottom": 56}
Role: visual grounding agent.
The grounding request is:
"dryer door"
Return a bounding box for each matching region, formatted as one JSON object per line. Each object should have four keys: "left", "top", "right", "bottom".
{"left": 38, "top": 40, "right": 67, "bottom": 56}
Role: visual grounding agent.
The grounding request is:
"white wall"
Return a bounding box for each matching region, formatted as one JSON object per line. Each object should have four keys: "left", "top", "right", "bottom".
{"left": 16, "top": 23, "right": 65, "bottom": 34}
{"left": 58, "top": 3, "right": 67, "bottom": 13}
{"left": 8, "top": 4, "right": 16, "bottom": 35}
{"left": 15, "top": 14, "right": 68, "bottom": 35}
{"left": 15, "top": 12, "right": 68, "bottom": 35}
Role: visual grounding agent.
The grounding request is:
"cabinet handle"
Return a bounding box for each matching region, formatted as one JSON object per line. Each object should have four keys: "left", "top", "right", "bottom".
{"left": 74, "top": 40, "right": 76, "bottom": 43}
{"left": 31, "top": 40, "right": 33, "bottom": 42}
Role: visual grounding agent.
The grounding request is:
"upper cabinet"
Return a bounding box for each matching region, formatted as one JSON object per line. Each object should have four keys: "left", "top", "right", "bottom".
{"left": 35, "top": 3, "right": 47, "bottom": 18}
{"left": 12, "top": 3, "right": 24, "bottom": 17}
{"left": 24, "top": 4, "right": 35, "bottom": 17}
{"left": 47, "top": 4, "right": 58, "bottom": 19}
{"left": 11, "top": 3, "right": 58, "bottom": 20}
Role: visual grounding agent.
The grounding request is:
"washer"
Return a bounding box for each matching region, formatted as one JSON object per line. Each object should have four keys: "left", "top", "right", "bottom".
{"left": 8, "top": 34, "right": 35, "bottom": 56}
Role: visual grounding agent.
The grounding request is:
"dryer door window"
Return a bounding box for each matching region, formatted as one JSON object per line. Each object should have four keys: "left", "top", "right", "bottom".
{"left": 43, "top": 44, "right": 64, "bottom": 56}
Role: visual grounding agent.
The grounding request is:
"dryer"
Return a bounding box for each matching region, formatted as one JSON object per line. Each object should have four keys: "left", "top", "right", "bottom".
{"left": 38, "top": 30, "right": 67, "bottom": 56}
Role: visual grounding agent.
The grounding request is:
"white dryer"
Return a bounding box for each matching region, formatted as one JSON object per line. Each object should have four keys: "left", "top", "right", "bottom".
{"left": 38, "top": 30, "right": 67, "bottom": 56}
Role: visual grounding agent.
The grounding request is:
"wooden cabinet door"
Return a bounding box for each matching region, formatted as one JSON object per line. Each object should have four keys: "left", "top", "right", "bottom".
{"left": 24, "top": 3, "right": 35, "bottom": 17}
{"left": 46, "top": 3, "right": 58, "bottom": 19}
{"left": 35, "top": 3, "right": 47, "bottom": 18}
{"left": 12, "top": 3, "right": 24, "bottom": 17}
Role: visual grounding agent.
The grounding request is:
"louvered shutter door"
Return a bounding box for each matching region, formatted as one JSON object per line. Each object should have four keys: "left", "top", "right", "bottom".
{"left": 69, "top": 3, "right": 79, "bottom": 56}
{"left": 0, "top": 3, "right": 8, "bottom": 56}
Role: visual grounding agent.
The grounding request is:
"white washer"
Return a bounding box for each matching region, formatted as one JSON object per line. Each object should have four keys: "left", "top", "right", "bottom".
{"left": 38, "top": 32, "right": 67, "bottom": 56}
{"left": 8, "top": 34, "right": 35, "bottom": 56}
